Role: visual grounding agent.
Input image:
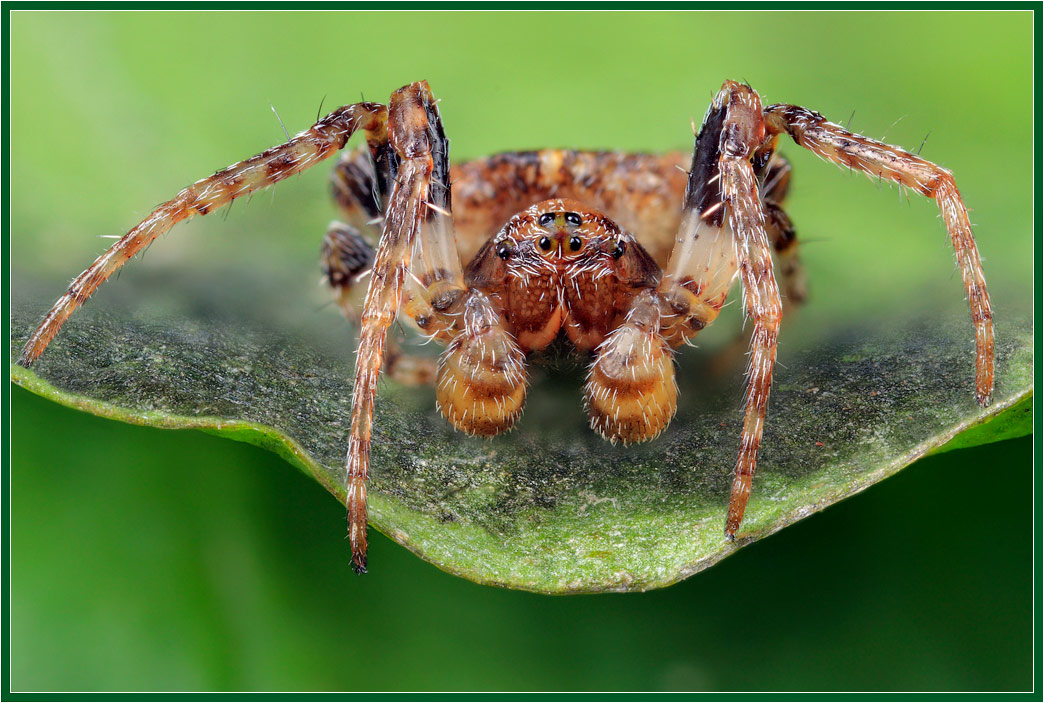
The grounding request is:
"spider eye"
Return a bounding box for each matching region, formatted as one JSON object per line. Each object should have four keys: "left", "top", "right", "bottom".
{"left": 612, "top": 240, "right": 627, "bottom": 259}
{"left": 569, "top": 236, "right": 582, "bottom": 252}
{"left": 496, "top": 243, "right": 511, "bottom": 260}
{"left": 538, "top": 213, "right": 555, "bottom": 227}
{"left": 538, "top": 236, "right": 552, "bottom": 251}
{"left": 564, "top": 212, "right": 582, "bottom": 226}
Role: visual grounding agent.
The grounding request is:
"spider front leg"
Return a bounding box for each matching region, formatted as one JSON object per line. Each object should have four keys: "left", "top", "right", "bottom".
{"left": 345, "top": 81, "right": 471, "bottom": 572}
{"left": 655, "top": 89, "right": 742, "bottom": 351}
{"left": 717, "top": 83, "right": 785, "bottom": 539}
{"left": 763, "top": 103, "right": 994, "bottom": 405}
{"left": 656, "top": 81, "right": 782, "bottom": 539}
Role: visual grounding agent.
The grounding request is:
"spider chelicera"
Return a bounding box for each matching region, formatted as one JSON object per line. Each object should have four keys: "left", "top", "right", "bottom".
{"left": 19, "top": 80, "right": 994, "bottom": 573}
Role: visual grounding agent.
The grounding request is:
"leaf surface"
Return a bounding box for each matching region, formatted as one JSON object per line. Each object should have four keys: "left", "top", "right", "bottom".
{"left": 11, "top": 273, "right": 1032, "bottom": 593}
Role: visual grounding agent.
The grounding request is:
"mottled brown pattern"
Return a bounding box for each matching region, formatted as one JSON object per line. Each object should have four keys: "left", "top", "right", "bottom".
{"left": 451, "top": 151, "right": 690, "bottom": 266}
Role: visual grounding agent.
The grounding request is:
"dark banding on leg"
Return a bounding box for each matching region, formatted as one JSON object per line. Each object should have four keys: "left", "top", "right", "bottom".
{"left": 764, "top": 103, "right": 993, "bottom": 405}
{"left": 20, "top": 101, "right": 388, "bottom": 367}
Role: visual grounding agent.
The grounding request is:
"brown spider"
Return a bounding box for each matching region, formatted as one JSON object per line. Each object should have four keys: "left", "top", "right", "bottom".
{"left": 19, "top": 81, "right": 994, "bottom": 574}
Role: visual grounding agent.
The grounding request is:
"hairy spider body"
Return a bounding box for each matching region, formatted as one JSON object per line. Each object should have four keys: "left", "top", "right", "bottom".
{"left": 20, "top": 81, "right": 994, "bottom": 575}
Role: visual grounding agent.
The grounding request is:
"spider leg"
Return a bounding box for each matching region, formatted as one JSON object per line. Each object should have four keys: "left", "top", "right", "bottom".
{"left": 700, "top": 194, "right": 803, "bottom": 387}
{"left": 754, "top": 152, "right": 807, "bottom": 305}
{"left": 331, "top": 146, "right": 386, "bottom": 236}
{"left": 652, "top": 81, "right": 780, "bottom": 537}
{"left": 716, "top": 82, "right": 785, "bottom": 540}
{"left": 763, "top": 199, "right": 806, "bottom": 305}
{"left": 346, "top": 81, "right": 467, "bottom": 573}
{"left": 763, "top": 103, "right": 994, "bottom": 405}
{"left": 330, "top": 129, "right": 403, "bottom": 239}
{"left": 322, "top": 220, "right": 375, "bottom": 319}
{"left": 321, "top": 221, "right": 435, "bottom": 386}
{"left": 19, "top": 101, "right": 389, "bottom": 367}
{"left": 758, "top": 151, "right": 792, "bottom": 203}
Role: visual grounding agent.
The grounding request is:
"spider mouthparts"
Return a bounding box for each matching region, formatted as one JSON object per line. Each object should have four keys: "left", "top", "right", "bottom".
{"left": 351, "top": 559, "right": 368, "bottom": 575}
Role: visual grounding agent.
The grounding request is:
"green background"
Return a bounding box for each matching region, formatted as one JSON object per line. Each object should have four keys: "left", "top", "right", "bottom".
{"left": 9, "top": 10, "right": 1034, "bottom": 691}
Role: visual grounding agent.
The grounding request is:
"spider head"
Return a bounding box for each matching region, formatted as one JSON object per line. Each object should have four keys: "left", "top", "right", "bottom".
{"left": 523, "top": 199, "right": 606, "bottom": 262}
{"left": 466, "top": 199, "right": 661, "bottom": 291}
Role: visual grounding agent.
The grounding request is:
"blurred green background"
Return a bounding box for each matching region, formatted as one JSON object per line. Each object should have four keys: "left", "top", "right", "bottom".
{"left": 10, "top": 10, "right": 1033, "bottom": 691}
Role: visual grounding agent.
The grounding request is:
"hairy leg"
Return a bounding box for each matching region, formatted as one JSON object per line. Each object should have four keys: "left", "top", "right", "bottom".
{"left": 763, "top": 103, "right": 993, "bottom": 405}
{"left": 330, "top": 147, "right": 385, "bottom": 236}
{"left": 763, "top": 199, "right": 806, "bottom": 305}
{"left": 715, "top": 82, "right": 784, "bottom": 539}
{"left": 20, "top": 101, "right": 389, "bottom": 366}
{"left": 321, "top": 221, "right": 375, "bottom": 317}
{"left": 346, "top": 81, "right": 459, "bottom": 573}
{"left": 656, "top": 87, "right": 741, "bottom": 349}
{"left": 757, "top": 153, "right": 806, "bottom": 304}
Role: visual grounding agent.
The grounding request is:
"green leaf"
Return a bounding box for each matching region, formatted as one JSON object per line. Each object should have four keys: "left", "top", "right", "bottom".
{"left": 11, "top": 275, "right": 1032, "bottom": 594}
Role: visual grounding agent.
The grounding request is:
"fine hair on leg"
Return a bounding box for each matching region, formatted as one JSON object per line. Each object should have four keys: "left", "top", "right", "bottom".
{"left": 763, "top": 103, "right": 993, "bottom": 405}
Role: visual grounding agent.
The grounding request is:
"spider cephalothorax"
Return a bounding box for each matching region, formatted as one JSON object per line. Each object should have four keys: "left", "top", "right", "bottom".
{"left": 19, "top": 80, "right": 994, "bottom": 574}
{"left": 467, "top": 199, "right": 661, "bottom": 353}
{"left": 437, "top": 198, "right": 673, "bottom": 444}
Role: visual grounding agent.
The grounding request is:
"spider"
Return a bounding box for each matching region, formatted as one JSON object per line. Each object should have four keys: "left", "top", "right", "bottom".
{"left": 19, "top": 80, "right": 994, "bottom": 574}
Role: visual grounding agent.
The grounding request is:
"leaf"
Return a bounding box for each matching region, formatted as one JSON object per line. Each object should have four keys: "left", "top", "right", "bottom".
{"left": 11, "top": 270, "right": 1032, "bottom": 594}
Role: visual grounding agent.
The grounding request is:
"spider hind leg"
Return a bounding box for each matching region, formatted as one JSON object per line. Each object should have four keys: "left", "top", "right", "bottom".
{"left": 331, "top": 147, "right": 386, "bottom": 233}
{"left": 763, "top": 103, "right": 994, "bottom": 405}
{"left": 20, "top": 100, "right": 389, "bottom": 367}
